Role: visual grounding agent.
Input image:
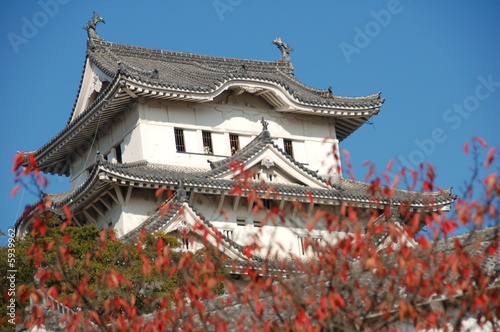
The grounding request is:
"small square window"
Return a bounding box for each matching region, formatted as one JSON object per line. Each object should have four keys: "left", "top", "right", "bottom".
{"left": 174, "top": 128, "right": 186, "bottom": 152}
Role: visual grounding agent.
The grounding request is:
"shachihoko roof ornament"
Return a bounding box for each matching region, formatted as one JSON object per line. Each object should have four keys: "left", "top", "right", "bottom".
{"left": 272, "top": 36, "right": 293, "bottom": 61}
{"left": 84, "top": 11, "right": 105, "bottom": 49}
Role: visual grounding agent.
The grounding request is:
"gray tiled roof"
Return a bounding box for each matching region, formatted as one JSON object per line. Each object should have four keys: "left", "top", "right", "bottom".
{"left": 94, "top": 131, "right": 455, "bottom": 208}
{"left": 206, "top": 130, "right": 325, "bottom": 183}
{"left": 25, "top": 35, "right": 383, "bottom": 176}
{"left": 38, "top": 129, "right": 454, "bottom": 212}
{"left": 434, "top": 225, "right": 500, "bottom": 277}
{"left": 88, "top": 38, "right": 383, "bottom": 110}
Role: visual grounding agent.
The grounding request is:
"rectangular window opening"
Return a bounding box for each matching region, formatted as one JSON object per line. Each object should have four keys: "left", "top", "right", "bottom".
{"left": 222, "top": 230, "right": 233, "bottom": 239}
{"left": 284, "top": 139, "right": 294, "bottom": 158}
{"left": 115, "top": 144, "right": 123, "bottom": 164}
{"left": 174, "top": 128, "right": 186, "bottom": 152}
{"left": 298, "top": 236, "right": 306, "bottom": 255}
{"left": 230, "top": 134, "right": 240, "bottom": 155}
{"left": 202, "top": 131, "right": 213, "bottom": 154}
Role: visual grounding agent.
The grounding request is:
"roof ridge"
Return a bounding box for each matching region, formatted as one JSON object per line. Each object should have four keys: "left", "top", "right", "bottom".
{"left": 92, "top": 38, "right": 294, "bottom": 69}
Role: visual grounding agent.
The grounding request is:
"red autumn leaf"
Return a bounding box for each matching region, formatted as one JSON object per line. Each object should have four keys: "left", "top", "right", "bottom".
{"left": 486, "top": 244, "right": 497, "bottom": 255}
{"left": 230, "top": 185, "right": 243, "bottom": 196}
{"left": 219, "top": 208, "right": 228, "bottom": 220}
{"left": 484, "top": 147, "right": 496, "bottom": 168}
{"left": 155, "top": 187, "right": 165, "bottom": 198}
{"left": 463, "top": 141, "right": 470, "bottom": 154}
{"left": 306, "top": 191, "right": 314, "bottom": 204}
{"left": 386, "top": 159, "right": 395, "bottom": 173}
{"left": 100, "top": 230, "right": 106, "bottom": 249}
{"left": 89, "top": 310, "right": 102, "bottom": 325}
{"left": 473, "top": 136, "right": 487, "bottom": 149}
{"left": 141, "top": 254, "right": 152, "bottom": 276}
{"left": 156, "top": 237, "right": 164, "bottom": 254}
{"left": 364, "top": 163, "right": 374, "bottom": 182}
{"left": 243, "top": 246, "right": 253, "bottom": 259}
{"left": 474, "top": 295, "right": 487, "bottom": 307}
{"left": 12, "top": 152, "right": 25, "bottom": 172}
{"left": 332, "top": 293, "right": 345, "bottom": 310}
{"left": 255, "top": 300, "right": 264, "bottom": 318}
{"left": 63, "top": 205, "right": 72, "bottom": 221}
{"left": 10, "top": 184, "right": 21, "bottom": 198}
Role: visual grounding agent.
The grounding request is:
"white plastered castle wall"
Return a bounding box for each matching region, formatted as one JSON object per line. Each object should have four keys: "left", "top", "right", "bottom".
{"left": 185, "top": 192, "right": 349, "bottom": 259}
{"left": 131, "top": 92, "right": 340, "bottom": 176}
{"left": 69, "top": 103, "right": 141, "bottom": 189}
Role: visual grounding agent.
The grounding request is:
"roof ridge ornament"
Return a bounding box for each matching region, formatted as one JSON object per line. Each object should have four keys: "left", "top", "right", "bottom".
{"left": 84, "top": 12, "right": 105, "bottom": 50}
{"left": 272, "top": 36, "right": 293, "bottom": 62}
{"left": 260, "top": 117, "right": 271, "bottom": 139}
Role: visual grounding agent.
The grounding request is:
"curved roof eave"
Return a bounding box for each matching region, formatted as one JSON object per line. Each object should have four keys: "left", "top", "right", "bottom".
{"left": 25, "top": 73, "right": 130, "bottom": 175}
{"left": 121, "top": 76, "right": 383, "bottom": 114}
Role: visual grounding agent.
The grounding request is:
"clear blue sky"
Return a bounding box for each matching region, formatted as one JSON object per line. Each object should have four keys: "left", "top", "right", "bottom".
{"left": 1, "top": 1, "right": 499, "bottom": 244}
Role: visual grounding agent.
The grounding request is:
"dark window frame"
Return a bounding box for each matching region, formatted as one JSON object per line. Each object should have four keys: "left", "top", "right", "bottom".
{"left": 284, "top": 139, "right": 294, "bottom": 158}
{"left": 229, "top": 134, "right": 240, "bottom": 154}
{"left": 174, "top": 128, "right": 186, "bottom": 152}
{"left": 202, "top": 131, "right": 213, "bottom": 154}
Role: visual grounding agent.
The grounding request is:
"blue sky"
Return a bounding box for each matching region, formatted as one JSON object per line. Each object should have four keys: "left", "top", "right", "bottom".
{"left": 1, "top": 1, "right": 499, "bottom": 244}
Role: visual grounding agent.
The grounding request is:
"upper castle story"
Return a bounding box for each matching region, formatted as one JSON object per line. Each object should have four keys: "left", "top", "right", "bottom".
{"left": 26, "top": 13, "right": 384, "bottom": 190}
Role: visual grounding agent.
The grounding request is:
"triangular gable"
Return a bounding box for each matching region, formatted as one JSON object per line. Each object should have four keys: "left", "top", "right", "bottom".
{"left": 71, "top": 58, "right": 112, "bottom": 123}
{"left": 209, "top": 131, "right": 328, "bottom": 189}
{"left": 149, "top": 201, "right": 250, "bottom": 261}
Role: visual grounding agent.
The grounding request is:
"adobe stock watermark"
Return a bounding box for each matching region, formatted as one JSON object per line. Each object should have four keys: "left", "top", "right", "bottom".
{"left": 213, "top": 0, "right": 243, "bottom": 21}
{"left": 340, "top": 0, "right": 405, "bottom": 63}
{"left": 7, "top": 0, "right": 70, "bottom": 54}
{"left": 398, "top": 74, "right": 499, "bottom": 170}
{"left": 6, "top": 229, "right": 17, "bottom": 325}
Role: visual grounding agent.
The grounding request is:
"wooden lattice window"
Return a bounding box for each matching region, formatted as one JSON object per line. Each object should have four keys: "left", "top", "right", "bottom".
{"left": 202, "top": 131, "right": 213, "bottom": 154}
{"left": 229, "top": 134, "right": 239, "bottom": 154}
{"left": 284, "top": 139, "right": 294, "bottom": 157}
{"left": 174, "top": 128, "right": 185, "bottom": 152}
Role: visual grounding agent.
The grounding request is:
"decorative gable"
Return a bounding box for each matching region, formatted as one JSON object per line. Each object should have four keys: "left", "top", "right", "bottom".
{"left": 211, "top": 131, "right": 329, "bottom": 189}
{"left": 71, "top": 59, "right": 112, "bottom": 123}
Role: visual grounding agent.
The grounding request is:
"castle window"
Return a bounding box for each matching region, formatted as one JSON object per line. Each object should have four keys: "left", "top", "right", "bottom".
{"left": 115, "top": 143, "right": 122, "bottom": 164}
{"left": 229, "top": 134, "right": 239, "bottom": 154}
{"left": 174, "top": 128, "right": 186, "bottom": 152}
{"left": 298, "top": 236, "right": 306, "bottom": 255}
{"left": 202, "top": 131, "right": 213, "bottom": 154}
{"left": 284, "top": 139, "right": 294, "bottom": 158}
{"left": 222, "top": 229, "right": 233, "bottom": 239}
{"left": 298, "top": 236, "right": 322, "bottom": 255}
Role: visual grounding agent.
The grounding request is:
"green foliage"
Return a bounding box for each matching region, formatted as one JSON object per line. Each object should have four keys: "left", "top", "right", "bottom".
{"left": 0, "top": 213, "right": 229, "bottom": 328}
